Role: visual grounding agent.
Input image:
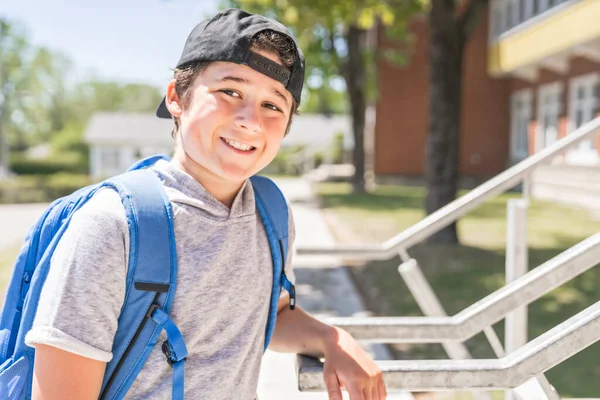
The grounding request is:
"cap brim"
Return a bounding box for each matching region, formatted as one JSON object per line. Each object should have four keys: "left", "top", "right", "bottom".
{"left": 156, "top": 97, "right": 172, "bottom": 119}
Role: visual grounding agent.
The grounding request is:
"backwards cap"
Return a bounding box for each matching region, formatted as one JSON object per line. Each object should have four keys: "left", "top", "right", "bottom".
{"left": 156, "top": 8, "right": 305, "bottom": 118}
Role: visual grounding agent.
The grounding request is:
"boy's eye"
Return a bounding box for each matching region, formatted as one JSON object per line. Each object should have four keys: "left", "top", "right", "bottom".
{"left": 263, "top": 103, "right": 282, "bottom": 112}
{"left": 221, "top": 89, "right": 241, "bottom": 98}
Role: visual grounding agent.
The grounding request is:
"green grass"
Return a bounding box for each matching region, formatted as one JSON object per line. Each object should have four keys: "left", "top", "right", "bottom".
{"left": 317, "top": 182, "right": 600, "bottom": 398}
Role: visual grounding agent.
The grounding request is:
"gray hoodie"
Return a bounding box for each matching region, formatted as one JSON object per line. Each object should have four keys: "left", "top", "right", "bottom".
{"left": 25, "top": 160, "right": 295, "bottom": 399}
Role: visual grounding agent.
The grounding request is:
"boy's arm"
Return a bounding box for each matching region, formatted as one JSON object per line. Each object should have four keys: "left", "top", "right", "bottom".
{"left": 32, "top": 344, "right": 106, "bottom": 400}
{"left": 268, "top": 295, "right": 387, "bottom": 400}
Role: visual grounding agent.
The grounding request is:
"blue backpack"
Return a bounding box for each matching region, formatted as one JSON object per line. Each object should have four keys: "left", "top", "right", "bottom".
{"left": 0, "top": 155, "right": 295, "bottom": 400}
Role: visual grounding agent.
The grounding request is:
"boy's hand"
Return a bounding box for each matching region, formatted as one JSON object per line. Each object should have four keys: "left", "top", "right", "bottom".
{"left": 322, "top": 327, "right": 387, "bottom": 400}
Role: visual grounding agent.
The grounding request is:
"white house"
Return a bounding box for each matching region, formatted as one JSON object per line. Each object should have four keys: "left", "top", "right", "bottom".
{"left": 84, "top": 112, "right": 353, "bottom": 179}
{"left": 84, "top": 112, "right": 175, "bottom": 178}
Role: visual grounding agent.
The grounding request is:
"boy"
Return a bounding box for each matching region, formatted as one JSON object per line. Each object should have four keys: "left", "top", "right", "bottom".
{"left": 25, "top": 8, "right": 386, "bottom": 400}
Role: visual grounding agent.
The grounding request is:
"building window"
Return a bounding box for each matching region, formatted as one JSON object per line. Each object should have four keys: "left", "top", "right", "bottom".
{"left": 532, "top": 0, "right": 540, "bottom": 16}
{"left": 569, "top": 73, "right": 599, "bottom": 152}
{"left": 492, "top": 1, "right": 504, "bottom": 37}
{"left": 510, "top": 89, "right": 533, "bottom": 161}
{"left": 490, "top": 0, "right": 573, "bottom": 39}
{"left": 537, "top": 82, "right": 562, "bottom": 150}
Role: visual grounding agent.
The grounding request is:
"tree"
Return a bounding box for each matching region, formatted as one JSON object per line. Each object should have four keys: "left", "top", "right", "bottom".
{"left": 302, "top": 80, "right": 349, "bottom": 115}
{"left": 223, "top": 0, "right": 423, "bottom": 193}
{"left": 22, "top": 48, "right": 74, "bottom": 147}
{"left": 0, "top": 19, "right": 74, "bottom": 173}
{"left": 0, "top": 19, "right": 28, "bottom": 177}
{"left": 425, "top": 0, "right": 486, "bottom": 244}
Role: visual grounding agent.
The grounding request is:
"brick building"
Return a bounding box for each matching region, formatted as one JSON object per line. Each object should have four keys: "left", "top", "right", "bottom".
{"left": 374, "top": 0, "right": 600, "bottom": 182}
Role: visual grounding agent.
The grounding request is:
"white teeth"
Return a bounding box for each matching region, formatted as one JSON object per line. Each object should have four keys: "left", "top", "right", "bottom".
{"left": 224, "top": 138, "right": 253, "bottom": 151}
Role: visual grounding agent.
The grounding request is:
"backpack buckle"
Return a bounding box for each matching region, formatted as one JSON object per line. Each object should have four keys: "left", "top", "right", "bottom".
{"left": 161, "top": 340, "right": 174, "bottom": 367}
{"left": 146, "top": 303, "right": 160, "bottom": 319}
{"left": 161, "top": 340, "right": 186, "bottom": 367}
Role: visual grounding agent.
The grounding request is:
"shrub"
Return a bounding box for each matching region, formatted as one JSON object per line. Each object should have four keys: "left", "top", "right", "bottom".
{"left": 331, "top": 132, "right": 345, "bottom": 164}
{"left": 262, "top": 145, "right": 305, "bottom": 176}
{"left": 10, "top": 153, "right": 88, "bottom": 175}
{"left": 0, "top": 173, "right": 96, "bottom": 204}
{"left": 313, "top": 152, "right": 324, "bottom": 168}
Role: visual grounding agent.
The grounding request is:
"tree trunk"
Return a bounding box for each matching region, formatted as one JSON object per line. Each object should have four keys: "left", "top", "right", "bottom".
{"left": 344, "top": 25, "right": 368, "bottom": 194}
{"left": 425, "top": 0, "right": 465, "bottom": 244}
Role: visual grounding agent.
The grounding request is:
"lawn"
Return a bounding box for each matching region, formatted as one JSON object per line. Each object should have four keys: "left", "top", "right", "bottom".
{"left": 316, "top": 182, "right": 600, "bottom": 398}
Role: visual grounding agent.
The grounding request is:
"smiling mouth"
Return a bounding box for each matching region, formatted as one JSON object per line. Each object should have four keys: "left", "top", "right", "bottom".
{"left": 221, "top": 137, "right": 257, "bottom": 153}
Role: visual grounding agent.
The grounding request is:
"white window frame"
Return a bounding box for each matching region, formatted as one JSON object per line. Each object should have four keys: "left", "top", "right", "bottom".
{"left": 510, "top": 89, "right": 533, "bottom": 161}
{"left": 490, "top": 0, "right": 503, "bottom": 41}
{"left": 536, "top": 82, "right": 563, "bottom": 151}
{"left": 569, "top": 73, "right": 599, "bottom": 132}
{"left": 100, "top": 146, "right": 121, "bottom": 176}
{"left": 567, "top": 73, "right": 600, "bottom": 164}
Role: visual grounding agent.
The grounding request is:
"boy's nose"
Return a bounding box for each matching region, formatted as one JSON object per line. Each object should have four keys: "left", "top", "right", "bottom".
{"left": 235, "top": 104, "right": 262, "bottom": 133}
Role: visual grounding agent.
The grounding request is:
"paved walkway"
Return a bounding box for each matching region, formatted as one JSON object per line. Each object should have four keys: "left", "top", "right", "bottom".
{"left": 258, "top": 178, "right": 412, "bottom": 399}
{"left": 0, "top": 203, "right": 48, "bottom": 251}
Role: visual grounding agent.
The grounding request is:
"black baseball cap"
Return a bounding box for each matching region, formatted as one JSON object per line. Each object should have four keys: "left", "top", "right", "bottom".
{"left": 156, "top": 8, "right": 305, "bottom": 119}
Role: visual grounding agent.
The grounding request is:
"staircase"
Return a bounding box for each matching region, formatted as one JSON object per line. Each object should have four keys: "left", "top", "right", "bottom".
{"left": 293, "top": 117, "right": 600, "bottom": 399}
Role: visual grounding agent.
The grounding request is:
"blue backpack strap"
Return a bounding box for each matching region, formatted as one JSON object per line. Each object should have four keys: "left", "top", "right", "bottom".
{"left": 98, "top": 168, "right": 187, "bottom": 400}
{"left": 126, "top": 154, "right": 172, "bottom": 172}
{"left": 250, "top": 175, "right": 294, "bottom": 351}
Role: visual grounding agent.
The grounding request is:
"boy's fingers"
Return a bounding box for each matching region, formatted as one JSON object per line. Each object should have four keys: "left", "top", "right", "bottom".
{"left": 370, "top": 384, "right": 379, "bottom": 400}
{"left": 378, "top": 376, "right": 387, "bottom": 399}
{"left": 324, "top": 371, "right": 343, "bottom": 400}
{"left": 347, "top": 385, "right": 365, "bottom": 400}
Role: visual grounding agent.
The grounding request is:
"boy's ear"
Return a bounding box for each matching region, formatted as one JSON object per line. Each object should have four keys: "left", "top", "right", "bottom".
{"left": 166, "top": 80, "right": 183, "bottom": 117}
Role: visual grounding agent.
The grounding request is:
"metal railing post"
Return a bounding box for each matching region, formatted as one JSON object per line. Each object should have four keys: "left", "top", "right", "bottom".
{"left": 505, "top": 193, "right": 561, "bottom": 400}
{"left": 505, "top": 198, "right": 529, "bottom": 400}
{"left": 398, "top": 257, "right": 493, "bottom": 400}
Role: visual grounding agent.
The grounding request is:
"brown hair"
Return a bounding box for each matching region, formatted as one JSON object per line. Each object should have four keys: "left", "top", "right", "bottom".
{"left": 171, "top": 30, "right": 300, "bottom": 137}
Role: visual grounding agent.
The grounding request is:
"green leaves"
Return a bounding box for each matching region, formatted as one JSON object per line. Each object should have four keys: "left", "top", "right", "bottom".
{"left": 0, "top": 17, "right": 164, "bottom": 174}
{"left": 224, "top": 0, "right": 426, "bottom": 109}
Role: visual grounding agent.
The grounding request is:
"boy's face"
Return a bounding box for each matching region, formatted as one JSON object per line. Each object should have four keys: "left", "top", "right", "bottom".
{"left": 166, "top": 50, "right": 293, "bottom": 185}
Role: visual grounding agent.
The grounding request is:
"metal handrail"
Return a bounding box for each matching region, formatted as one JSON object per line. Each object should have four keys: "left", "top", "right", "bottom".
{"left": 319, "top": 231, "right": 600, "bottom": 342}
{"left": 298, "top": 298, "right": 600, "bottom": 390}
{"left": 296, "top": 117, "right": 600, "bottom": 259}
{"left": 294, "top": 117, "right": 600, "bottom": 396}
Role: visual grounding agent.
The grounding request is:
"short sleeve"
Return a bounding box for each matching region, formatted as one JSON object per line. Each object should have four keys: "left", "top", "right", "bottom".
{"left": 25, "top": 189, "right": 130, "bottom": 362}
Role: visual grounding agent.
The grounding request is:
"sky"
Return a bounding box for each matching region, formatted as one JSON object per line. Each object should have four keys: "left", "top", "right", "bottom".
{"left": 1, "top": 0, "right": 221, "bottom": 89}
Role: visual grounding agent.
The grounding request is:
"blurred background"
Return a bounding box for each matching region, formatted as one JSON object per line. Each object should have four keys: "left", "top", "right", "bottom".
{"left": 3, "top": 0, "right": 600, "bottom": 398}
